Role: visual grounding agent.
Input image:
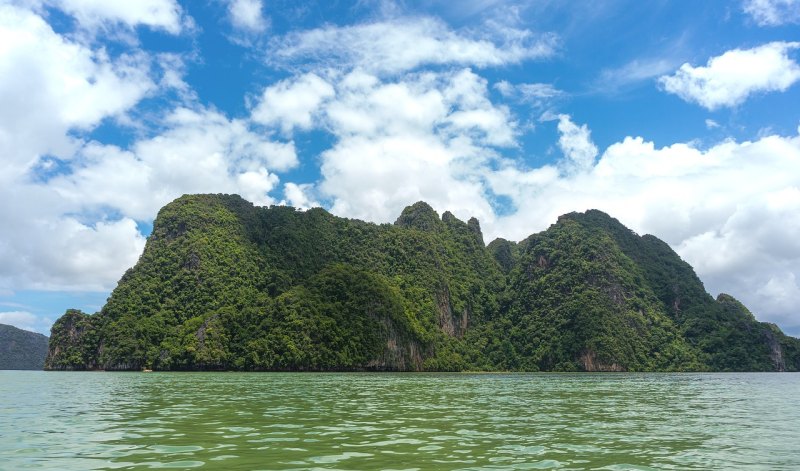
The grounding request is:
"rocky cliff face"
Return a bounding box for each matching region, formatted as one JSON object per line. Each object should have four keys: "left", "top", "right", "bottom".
{"left": 45, "top": 194, "right": 800, "bottom": 372}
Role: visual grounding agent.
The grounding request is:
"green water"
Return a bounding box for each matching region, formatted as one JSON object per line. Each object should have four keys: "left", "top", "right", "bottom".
{"left": 1, "top": 372, "right": 799, "bottom": 470}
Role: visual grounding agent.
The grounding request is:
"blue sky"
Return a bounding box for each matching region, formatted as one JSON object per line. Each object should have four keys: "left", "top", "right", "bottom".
{"left": 1, "top": 0, "right": 800, "bottom": 336}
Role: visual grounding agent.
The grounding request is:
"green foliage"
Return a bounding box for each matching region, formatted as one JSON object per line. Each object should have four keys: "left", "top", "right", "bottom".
{"left": 0, "top": 323, "right": 49, "bottom": 370}
{"left": 45, "top": 194, "right": 800, "bottom": 372}
{"left": 497, "top": 217, "right": 704, "bottom": 372}
{"left": 44, "top": 309, "right": 102, "bottom": 370}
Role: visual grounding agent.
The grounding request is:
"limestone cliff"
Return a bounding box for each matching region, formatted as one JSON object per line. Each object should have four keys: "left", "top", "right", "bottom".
{"left": 45, "top": 194, "right": 800, "bottom": 372}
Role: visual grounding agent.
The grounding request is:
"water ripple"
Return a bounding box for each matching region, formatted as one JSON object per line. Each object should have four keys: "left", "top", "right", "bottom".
{"left": 2, "top": 372, "right": 800, "bottom": 470}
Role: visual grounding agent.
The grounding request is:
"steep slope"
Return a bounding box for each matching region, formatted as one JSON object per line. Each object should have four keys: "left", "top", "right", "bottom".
{"left": 496, "top": 214, "right": 702, "bottom": 371}
{"left": 561, "top": 210, "right": 796, "bottom": 371}
{"left": 0, "top": 324, "right": 49, "bottom": 370}
{"left": 45, "top": 194, "right": 800, "bottom": 371}
{"left": 47, "top": 195, "right": 503, "bottom": 371}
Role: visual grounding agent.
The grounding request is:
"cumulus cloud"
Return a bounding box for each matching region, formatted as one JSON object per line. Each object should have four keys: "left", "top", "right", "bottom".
{"left": 268, "top": 16, "right": 558, "bottom": 74}
{"left": 0, "top": 174, "right": 147, "bottom": 291}
{"left": 0, "top": 3, "right": 156, "bottom": 174}
{"left": 556, "top": 114, "right": 598, "bottom": 173}
{"left": 48, "top": 0, "right": 186, "bottom": 34}
{"left": 743, "top": 0, "right": 800, "bottom": 26}
{"left": 310, "top": 68, "right": 514, "bottom": 224}
{"left": 320, "top": 133, "right": 494, "bottom": 224}
{"left": 227, "top": 0, "right": 267, "bottom": 32}
{"left": 251, "top": 73, "right": 335, "bottom": 133}
{"left": 52, "top": 107, "right": 296, "bottom": 220}
{"left": 0, "top": 4, "right": 294, "bottom": 292}
{"left": 249, "top": 66, "right": 515, "bottom": 225}
{"left": 0, "top": 3, "right": 160, "bottom": 291}
{"left": 283, "top": 182, "right": 320, "bottom": 210}
{"left": 659, "top": 42, "right": 800, "bottom": 109}
{"left": 0, "top": 105, "right": 295, "bottom": 292}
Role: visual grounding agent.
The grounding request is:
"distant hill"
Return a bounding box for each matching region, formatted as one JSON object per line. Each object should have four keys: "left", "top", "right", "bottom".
{"left": 0, "top": 324, "right": 49, "bottom": 370}
{"left": 45, "top": 194, "right": 800, "bottom": 372}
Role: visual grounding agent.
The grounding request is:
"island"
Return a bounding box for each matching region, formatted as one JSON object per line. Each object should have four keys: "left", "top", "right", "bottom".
{"left": 1, "top": 324, "right": 49, "bottom": 370}
{"left": 45, "top": 194, "right": 800, "bottom": 372}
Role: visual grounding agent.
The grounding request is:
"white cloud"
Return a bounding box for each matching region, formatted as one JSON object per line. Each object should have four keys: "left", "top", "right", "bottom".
{"left": 49, "top": 0, "right": 185, "bottom": 34}
{"left": 705, "top": 118, "right": 721, "bottom": 129}
{"left": 0, "top": 105, "right": 295, "bottom": 292}
{"left": 52, "top": 107, "right": 296, "bottom": 220}
{"left": 0, "top": 168, "right": 147, "bottom": 292}
{"left": 227, "top": 0, "right": 267, "bottom": 32}
{"left": 517, "top": 82, "right": 563, "bottom": 100}
{"left": 0, "top": 4, "right": 155, "bottom": 175}
{"left": 268, "top": 16, "right": 558, "bottom": 74}
{"left": 659, "top": 42, "right": 800, "bottom": 109}
{"left": 320, "top": 133, "right": 495, "bottom": 225}
{"left": 557, "top": 114, "right": 598, "bottom": 173}
{"left": 0, "top": 3, "right": 166, "bottom": 291}
{"left": 323, "top": 69, "right": 515, "bottom": 146}
{"left": 283, "top": 182, "right": 319, "bottom": 210}
{"left": 156, "top": 52, "right": 190, "bottom": 92}
{"left": 327, "top": 73, "right": 447, "bottom": 138}
{"left": 495, "top": 81, "right": 564, "bottom": 111}
{"left": 0, "top": 4, "right": 298, "bottom": 293}
{"left": 743, "top": 0, "right": 800, "bottom": 26}
{"left": 308, "top": 68, "right": 513, "bottom": 226}
{"left": 251, "top": 73, "right": 335, "bottom": 133}
{"left": 0, "top": 311, "right": 50, "bottom": 333}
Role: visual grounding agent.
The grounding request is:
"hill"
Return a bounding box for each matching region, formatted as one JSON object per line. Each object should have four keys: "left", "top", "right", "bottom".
{"left": 1, "top": 324, "right": 49, "bottom": 370}
{"left": 45, "top": 194, "right": 800, "bottom": 371}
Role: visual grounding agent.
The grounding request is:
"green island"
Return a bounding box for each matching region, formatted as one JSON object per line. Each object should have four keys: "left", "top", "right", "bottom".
{"left": 45, "top": 194, "right": 800, "bottom": 372}
{"left": 0, "top": 324, "right": 49, "bottom": 370}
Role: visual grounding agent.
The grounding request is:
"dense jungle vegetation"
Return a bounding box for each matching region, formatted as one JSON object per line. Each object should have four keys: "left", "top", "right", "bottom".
{"left": 46, "top": 194, "right": 800, "bottom": 372}
{"left": 1, "top": 323, "right": 49, "bottom": 370}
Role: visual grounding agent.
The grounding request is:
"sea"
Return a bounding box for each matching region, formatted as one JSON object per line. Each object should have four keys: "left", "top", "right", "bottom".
{"left": 1, "top": 371, "right": 799, "bottom": 470}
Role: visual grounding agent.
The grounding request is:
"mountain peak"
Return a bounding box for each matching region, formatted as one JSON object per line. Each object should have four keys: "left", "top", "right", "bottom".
{"left": 394, "top": 201, "right": 441, "bottom": 231}
{"left": 44, "top": 194, "right": 800, "bottom": 372}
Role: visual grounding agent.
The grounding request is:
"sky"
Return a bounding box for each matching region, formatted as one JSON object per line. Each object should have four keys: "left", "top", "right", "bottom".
{"left": 1, "top": 0, "right": 799, "bottom": 337}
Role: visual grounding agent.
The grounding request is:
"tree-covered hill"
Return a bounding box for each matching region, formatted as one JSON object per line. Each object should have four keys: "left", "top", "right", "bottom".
{"left": 45, "top": 194, "right": 800, "bottom": 371}
{"left": 1, "top": 324, "right": 49, "bottom": 370}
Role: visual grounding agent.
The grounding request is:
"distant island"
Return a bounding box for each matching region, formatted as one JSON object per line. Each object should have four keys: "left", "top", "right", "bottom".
{"left": 45, "top": 194, "right": 800, "bottom": 372}
{"left": 1, "top": 324, "right": 49, "bottom": 370}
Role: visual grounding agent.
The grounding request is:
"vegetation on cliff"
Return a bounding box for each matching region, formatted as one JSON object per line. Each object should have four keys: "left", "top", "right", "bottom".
{"left": 46, "top": 194, "right": 800, "bottom": 371}
{"left": 0, "top": 324, "right": 49, "bottom": 370}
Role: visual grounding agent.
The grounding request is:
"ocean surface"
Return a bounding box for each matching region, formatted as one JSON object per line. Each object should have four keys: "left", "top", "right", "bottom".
{"left": 1, "top": 372, "right": 798, "bottom": 470}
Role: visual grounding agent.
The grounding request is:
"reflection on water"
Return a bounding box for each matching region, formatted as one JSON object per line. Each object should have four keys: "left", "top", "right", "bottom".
{"left": 1, "top": 372, "right": 799, "bottom": 470}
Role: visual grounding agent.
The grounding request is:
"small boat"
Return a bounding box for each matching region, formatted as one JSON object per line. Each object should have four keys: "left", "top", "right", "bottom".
{"left": 142, "top": 368, "right": 153, "bottom": 372}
